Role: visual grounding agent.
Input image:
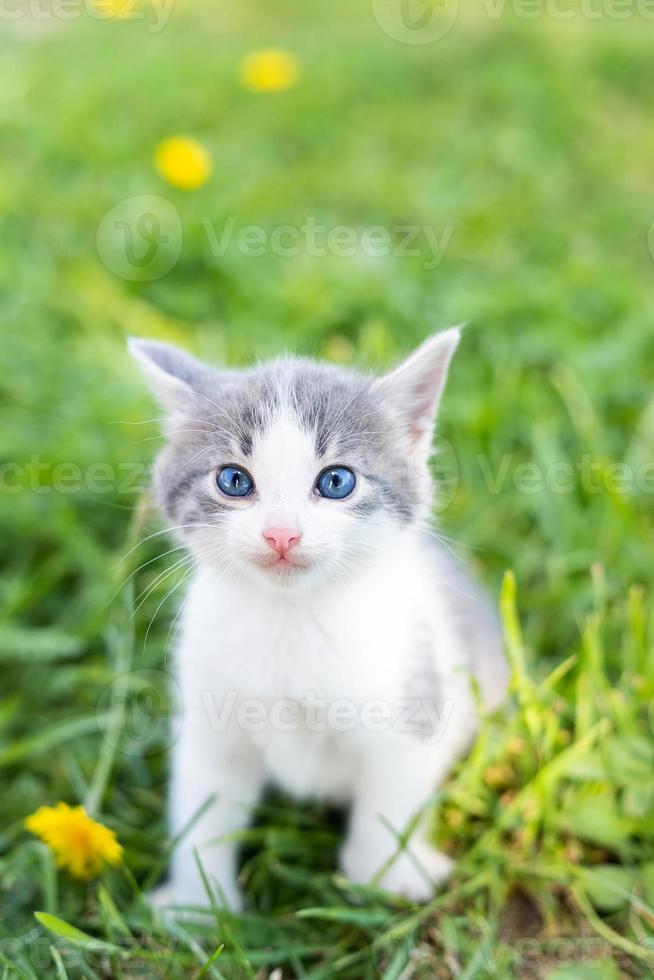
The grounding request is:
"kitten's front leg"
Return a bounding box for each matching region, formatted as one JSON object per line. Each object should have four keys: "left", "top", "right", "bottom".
{"left": 159, "top": 719, "right": 263, "bottom": 912}
{"left": 340, "top": 735, "right": 462, "bottom": 902}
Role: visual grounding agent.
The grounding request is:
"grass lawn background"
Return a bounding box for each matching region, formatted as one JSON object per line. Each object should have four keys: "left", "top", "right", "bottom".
{"left": 1, "top": 1, "right": 654, "bottom": 975}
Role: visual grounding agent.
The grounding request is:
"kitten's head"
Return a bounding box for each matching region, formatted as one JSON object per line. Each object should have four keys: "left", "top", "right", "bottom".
{"left": 129, "top": 329, "right": 459, "bottom": 592}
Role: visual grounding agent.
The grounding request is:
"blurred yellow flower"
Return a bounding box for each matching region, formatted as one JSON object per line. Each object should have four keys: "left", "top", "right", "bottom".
{"left": 444, "top": 807, "right": 464, "bottom": 829}
{"left": 91, "top": 0, "right": 135, "bottom": 19}
{"left": 239, "top": 48, "right": 300, "bottom": 93}
{"left": 324, "top": 335, "right": 354, "bottom": 364}
{"left": 483, "top": 763, "right": 514, "bottom": 789}
{"left": 154, "top": 136, "right": 213, "bottom": 191}
{"left": 25, "top": 803, "right": 123, "bottom": 880}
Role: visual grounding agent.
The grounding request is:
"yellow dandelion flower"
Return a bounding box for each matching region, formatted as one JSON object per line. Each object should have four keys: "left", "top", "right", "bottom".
{"left": 154, "top": 136, "right": 213, "bottom": 191}
{"left": 91, "top": 0, "right": 135, "bottom": 19}
{"left": 238, "top": 48, "right": 300, "bottom": 93}
{"left": 25, "top": 803, "right": 123, "bottom": 880}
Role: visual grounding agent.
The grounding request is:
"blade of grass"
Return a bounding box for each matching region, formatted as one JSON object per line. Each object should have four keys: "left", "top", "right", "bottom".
{"left": 84, "top": 582, "right": 134, "bottom": 816}
{"left": 49, "top": 946, "right": 70, "bottom": 980}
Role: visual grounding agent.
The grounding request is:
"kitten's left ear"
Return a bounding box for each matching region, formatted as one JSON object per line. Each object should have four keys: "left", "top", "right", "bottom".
{"left": 376, "top": 327, "right": 461, "bottom": 457}
{"left": 128, "top": 337, "right": 209, "bottom": 416}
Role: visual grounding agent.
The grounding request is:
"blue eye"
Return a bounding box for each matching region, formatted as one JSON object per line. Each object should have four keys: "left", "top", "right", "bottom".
{"left": 217, "top": 466, "right": 254, "bottom": 497}
{"left": 316, "top": 466, "right": 356, "bottom": 500}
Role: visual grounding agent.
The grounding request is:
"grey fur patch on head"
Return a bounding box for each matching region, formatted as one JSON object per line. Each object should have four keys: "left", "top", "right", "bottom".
{"left": 129, "top": 337, "right": 455, "bottom": 529}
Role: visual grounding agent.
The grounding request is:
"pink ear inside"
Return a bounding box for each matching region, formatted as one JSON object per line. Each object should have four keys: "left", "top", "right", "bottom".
{"left": 379, "top": 328, "right": 461, "bottom": 456}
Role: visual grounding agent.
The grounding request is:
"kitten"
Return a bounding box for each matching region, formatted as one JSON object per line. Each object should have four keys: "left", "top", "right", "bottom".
{"left": 129, "top": 329, "right": 508, "bottom": 910}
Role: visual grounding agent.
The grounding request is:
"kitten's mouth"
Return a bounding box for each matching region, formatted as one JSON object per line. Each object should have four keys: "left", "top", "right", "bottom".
{"left": 256, "top": 553, "right": 311, "bottom": 574}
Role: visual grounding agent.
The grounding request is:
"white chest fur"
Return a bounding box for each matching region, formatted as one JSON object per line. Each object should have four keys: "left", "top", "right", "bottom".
{"left": 173, "top": 536, "right": 473, "bottom": 803}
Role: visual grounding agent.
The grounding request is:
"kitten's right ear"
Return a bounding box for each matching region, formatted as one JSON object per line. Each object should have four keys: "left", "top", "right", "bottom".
{"left": 128, "top": 338, "right": 207, "bottom": 415}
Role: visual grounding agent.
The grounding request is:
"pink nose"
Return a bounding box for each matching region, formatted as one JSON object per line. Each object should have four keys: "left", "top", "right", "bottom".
{"left": 263, "top": 526, "right": 302, "bottom": 557}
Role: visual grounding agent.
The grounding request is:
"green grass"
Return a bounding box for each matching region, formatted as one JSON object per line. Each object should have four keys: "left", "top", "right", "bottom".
{"left": 2, "top": 1, "right": 654, "bottom": 975}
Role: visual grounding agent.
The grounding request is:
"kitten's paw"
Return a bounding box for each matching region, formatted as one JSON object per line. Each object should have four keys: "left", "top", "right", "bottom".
{"left": 341, "top": 841, "right": 453, "bottom": 903}
{"left": 378, "top": 847, "right": 454, "bottom": 902}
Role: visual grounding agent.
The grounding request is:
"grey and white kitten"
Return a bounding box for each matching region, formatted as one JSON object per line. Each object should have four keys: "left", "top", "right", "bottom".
{"left": 129, "top": 328, "right": 508, "bottom": 910}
